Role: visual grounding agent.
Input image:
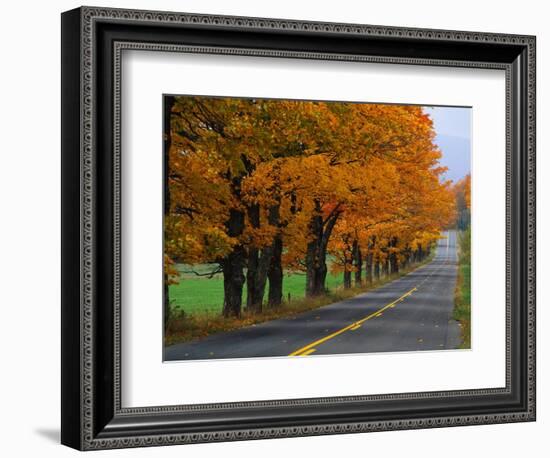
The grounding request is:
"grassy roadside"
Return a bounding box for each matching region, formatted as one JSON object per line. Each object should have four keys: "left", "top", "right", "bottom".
{"left": 165, "top": 251, "right": 436, "bottom": 347}
{"left": 453, "top": 227, "right": 471, "bottom": 349}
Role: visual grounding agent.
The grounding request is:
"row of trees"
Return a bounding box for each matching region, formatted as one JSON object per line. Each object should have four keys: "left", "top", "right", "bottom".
{"left": 164, "top": 96, "right": 456, "bottom": 321}
{"left": 453, "top": 174, "right": 471, "bottom": 230}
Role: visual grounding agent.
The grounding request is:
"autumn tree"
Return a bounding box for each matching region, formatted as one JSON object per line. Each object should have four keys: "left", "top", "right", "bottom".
{"left": 165, "top": 96, "right": 458, "bottom": 320}
{"left": 453, "top": 174, "right": 471, "bottom": 229}
{"left": 166, "top": 97, "right": 259, "bottom": 317}
{"left": 166, "top": 97, "right": 333, "bottom": 315}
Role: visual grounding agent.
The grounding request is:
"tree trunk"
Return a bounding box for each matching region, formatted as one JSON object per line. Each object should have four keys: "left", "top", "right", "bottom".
{"left": 343, "top": 269, "right": 352, "bottom": 289}
{"left": 222, "top": 206, "right": 246, "bottom": 318}
{"left": 246, "top": 204, "right": 272, "bottom": 313}
{"left": 247, "top": 252, "right": 271, "bottom": 312}
{"left": 390, "top": 254, "right": 396, "bottom": 274}
{"left": 268, "top": 234, "right": 283, "bottom": 307}
{"left": 222, "top": 251, "right": 246, "bottom": 318}
{"left": 163, "top": 96, "right": 175, "bottom": 331}
{"left": 403, "top": 247, "right": 411, "bottom": 269}
{"left": 382, "top": 257, "right": 389, "bottom": 277}
{"left": 374, "top": 260, "right": 380, "bottom": 280}
{"left": 306, "top": 240, "right": 327, "bottom": 297}
{"left": 305, "top": 201, "right": 340, "bottom": 297}
{"left": 365, "top": 252, "right": 373, "bottom": 285}
{"left": 353, "top": 240, "right": 363, "bottom": 287}
{"left": 305, "top": 210, "right": 323, "bottom": 296}
{"left": 389, "top": 237, "right": 399, "bottom": 274}
{"left": 246, "top": 242, "right": 259, "bottom": 311}
{"left": 267, "top": 203, "right": 283, "bottom": 307}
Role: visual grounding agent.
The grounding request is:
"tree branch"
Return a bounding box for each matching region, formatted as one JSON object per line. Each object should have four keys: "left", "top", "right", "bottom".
{"left": 181, "top": 267, "right": 223, "bottom": 278}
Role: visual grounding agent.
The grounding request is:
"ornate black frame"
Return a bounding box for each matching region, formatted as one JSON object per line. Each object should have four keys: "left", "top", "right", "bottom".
{"left": 61, "top": 6, "right": 536, "bottom": 450}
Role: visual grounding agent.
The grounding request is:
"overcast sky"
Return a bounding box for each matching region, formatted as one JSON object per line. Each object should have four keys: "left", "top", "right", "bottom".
{"left": 423, "top": 106, "right": 471, "bottom": 183}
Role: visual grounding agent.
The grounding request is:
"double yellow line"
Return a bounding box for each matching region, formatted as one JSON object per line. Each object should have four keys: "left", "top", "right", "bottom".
{"left": 289, "top": 286, "right": 417, "bottom": 356}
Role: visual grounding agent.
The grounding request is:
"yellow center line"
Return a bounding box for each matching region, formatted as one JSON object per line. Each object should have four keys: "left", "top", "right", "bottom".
{"left": 289, "top": 286, "right": 417, "bottom": 356}
{"left": 299, "top": 348, "right": 316, "bottom": 356}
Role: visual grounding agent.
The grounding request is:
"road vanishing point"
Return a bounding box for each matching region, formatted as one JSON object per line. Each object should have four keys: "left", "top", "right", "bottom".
{"left": 164, "top": 230, "right": 462, "bottom": 361}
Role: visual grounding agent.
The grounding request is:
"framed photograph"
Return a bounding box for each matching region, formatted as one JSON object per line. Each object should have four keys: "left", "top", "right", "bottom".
{"left": 61, "top": 6, "right": 536, "bottom": 450}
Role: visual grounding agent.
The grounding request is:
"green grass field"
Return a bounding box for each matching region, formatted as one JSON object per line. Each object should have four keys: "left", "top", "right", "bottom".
{"left": 169, "top": 264, "right": 344, "bottom": 315}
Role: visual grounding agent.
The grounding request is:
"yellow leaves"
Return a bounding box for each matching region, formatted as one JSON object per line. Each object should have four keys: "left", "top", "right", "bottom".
{"left": 456, "top": 174, "right": 472, "bottom": 209}
{"left": 166, "top": 95, "right": 458, "bottom": 274}
{"left": 240, "top": 165, "right": 278, "bottom": 206}
{"left": 165, "top": 215, "right": 236, "bottom": 265}
{"left": 241, "top": 223, "right": 278, "bottom": 249}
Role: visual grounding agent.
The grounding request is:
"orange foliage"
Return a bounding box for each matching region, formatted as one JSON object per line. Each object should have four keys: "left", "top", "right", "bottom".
{"left": 165, "top": 96, "right": 457, "bottom": 291}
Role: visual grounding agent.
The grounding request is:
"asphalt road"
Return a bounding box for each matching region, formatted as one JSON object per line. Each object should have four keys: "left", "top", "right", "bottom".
{"left": 164, "top": 230, "right": 462, "bottom": 361}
